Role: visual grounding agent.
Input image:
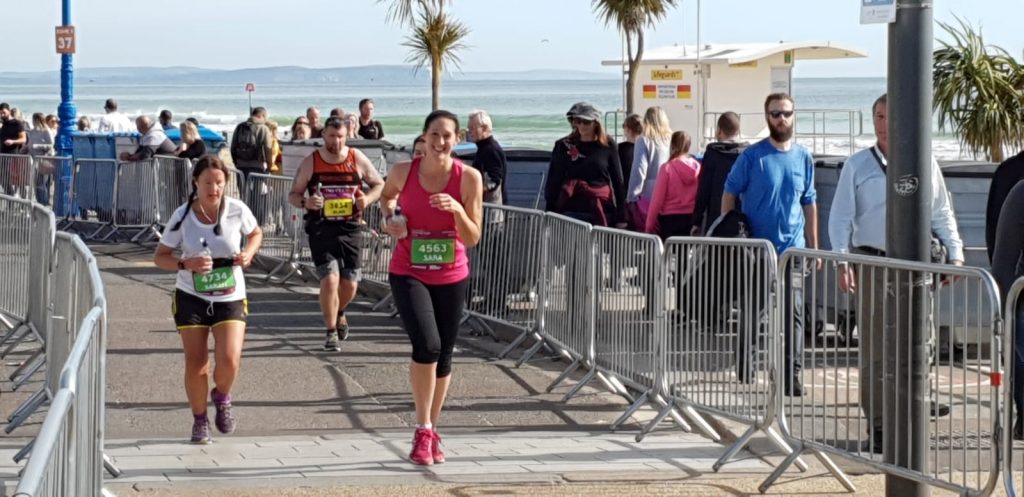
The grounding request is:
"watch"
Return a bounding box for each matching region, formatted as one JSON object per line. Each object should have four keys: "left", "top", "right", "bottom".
{"left": 300, "top": 197, "right": 306, "bottom": 208}
{"left": 177, "top": 260, "right": 185, "bottom": 271}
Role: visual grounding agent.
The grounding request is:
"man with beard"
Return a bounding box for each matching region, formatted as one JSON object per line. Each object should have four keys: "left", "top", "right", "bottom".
{"left": 722, "top": 93, "right": 818, "bottom": 397}
{"left": 288, "top": 117, "right": 385, "bottom": 351}
{"left": 828, "top": 93, "right": 960, "bottom": 452}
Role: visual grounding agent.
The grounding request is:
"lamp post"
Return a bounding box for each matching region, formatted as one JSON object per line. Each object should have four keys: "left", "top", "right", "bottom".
{"left": 54, "top": 0, "right": 77, "bottom": 215}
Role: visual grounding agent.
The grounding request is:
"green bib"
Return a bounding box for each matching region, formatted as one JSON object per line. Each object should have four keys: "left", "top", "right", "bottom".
{"left": 193, "top": 266, "right": 236, "bottom": 294}
{"left": 411, "top": 238, "right": 456, "bottom": 265}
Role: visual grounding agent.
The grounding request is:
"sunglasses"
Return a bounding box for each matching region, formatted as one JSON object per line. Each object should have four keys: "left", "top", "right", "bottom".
{"left": 571, "top": 118, "right": 595, "bottom": 125}
{"left": 768, "top": 110, "right": 795, "bottom": 119}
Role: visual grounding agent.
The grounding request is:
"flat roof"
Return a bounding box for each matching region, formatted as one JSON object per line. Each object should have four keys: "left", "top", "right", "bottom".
{"left": 602, "top": 41, "right": 867, "bottom": 66}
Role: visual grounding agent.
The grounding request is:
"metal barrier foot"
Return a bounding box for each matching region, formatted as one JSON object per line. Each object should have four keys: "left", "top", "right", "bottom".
{"left": 13, "top": 438, "right": 33, "bottom": 463}
{"left": 104, "top": 452, "right": 122, "bottom": 478}
{"left": 681, "top": 405, "right": 721, "bottom": 442}
{"left": 548, "top": 358, "right": 582, "bottom": 393}
{"left": 561, "top": 367, "right": 598, "bottom": 403}
{"left": 10, "top": 352, "right": 45, "bottom": 389}
{"left": 497, "top": 329, "right": 533, "bottom": 359}
{"left": 515, "top": 338, "right": 547, "bottom": 368}
{"left": 371, "top": 293, "right": 395, "bottom": 312}
{"left": 764, "top": 426, "right": 809, "bottom": 472}
{"left": 713, "top": 425, "right": 758, "bottom": 471}
{"left": 6, "top": 388, "right": 48, "bottom": 433}
{"left": 637, "top": 400, "right": 679, "bottom": 443}
{"left": 7, "top": 347, "right": 43, "bottom": 382}
{"left": 811, "top": 449, "right": 856, "bottom": 492}
{"left": 611, "top": 391, "right": 649, "bottom": 431}
{"left": 758, "top": 444, "right": 803, "bottom": 494}
{"left": 0, "top": 325, "right": 30, "bottom": 358}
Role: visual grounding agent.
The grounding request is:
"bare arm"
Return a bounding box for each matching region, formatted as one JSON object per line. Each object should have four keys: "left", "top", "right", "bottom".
{"left": 803, "top": 203, "right": 819, "bottom": 249}
{"left": 453, "top": 166, "right": 484, "bottom": 247}
{"left": 354, "top": 149, "right": 385, "bottom": 209}
{"left": 379, "top": 161, "right": 411, "bottom": 218}
{"left": 288, "top": 155, "right": 316, "bottom": 210}
{"left": 153, "top": 243, "right": 211, "bottom": 273}
{"left": 721, "top": 192, "right": 737, "bottom": 215}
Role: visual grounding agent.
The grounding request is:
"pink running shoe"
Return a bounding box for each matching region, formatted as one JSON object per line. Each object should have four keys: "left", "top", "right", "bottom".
{"left": 431, "top": 428, "right": 445, "bottom": 464}
{"left": 409, "top": 427, "right": 434, "bottom": 465}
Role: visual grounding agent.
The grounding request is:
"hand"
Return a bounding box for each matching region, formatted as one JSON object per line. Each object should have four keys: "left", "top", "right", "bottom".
{"left": 814, "top": 257, "right": 824, "bottom": 271}
{"left": 119, "top": 152, "right": 130, "bottom": 161}
{"left": 429, "top": 193, "right": 464, "bottom": 215}
{"left": 613, "top": 222, "right": 628, "bottom": 229}
{"left": 940, "top": 259, "right": 965, "bottom": 286}
{"left": 233, "top": 251, "right": 254, "bottom": 268}
{"left": 305, "top": 194, "right": 323, "bottom": 211}
{"left": 690, "top": 226, "right": 703, "bottom": 236}
{"left": 382, "top": 218, "right": 407, "bottom": 239}
{"left": 2, "top": 139, "right": 11, "bottom": 146}
{"left": 354, "top": 189, "right": 369, "bottom": 211}
{"left": 185, "top": 255, "right": 213, "bottom": 274}
{"left": 838, "top": 263, "right": 857, "bottom": 293}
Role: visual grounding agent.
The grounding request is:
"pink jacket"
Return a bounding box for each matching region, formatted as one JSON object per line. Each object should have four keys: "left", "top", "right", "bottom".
{"left": 645, "top": 156, "right": 701, "bottom": 234}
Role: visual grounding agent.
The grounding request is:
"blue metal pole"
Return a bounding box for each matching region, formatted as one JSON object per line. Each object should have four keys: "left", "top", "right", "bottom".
{"left": 54, "top": 0, "right": 76, "bottom": 215}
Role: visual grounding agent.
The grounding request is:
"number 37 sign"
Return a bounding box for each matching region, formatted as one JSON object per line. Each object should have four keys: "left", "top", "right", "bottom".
{"left": 55, "top": 26, "right": 76, "bottom": 54}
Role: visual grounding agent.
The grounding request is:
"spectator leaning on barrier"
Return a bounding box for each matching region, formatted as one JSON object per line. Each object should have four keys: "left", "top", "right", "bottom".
{"left": 76, "top": 115, "right": 92, "bottom": 132}
{"left": 829, "top": 92, "right": 961, "bottom": 453}
{"left": 722, "top": 92, "right": 818, "bottom": 398}
{"left": 177, "top": 120, "right": 207, "bottom": 161}
{"left": 693, "top": 111, "right": 747, "bottom": 235}
{"left": 0, "top": 103, "right": 27, "bottom": 154}
{"left": 291, "top": 117, "right": 312, "bottom": 141}
{"left": 96, "top": 98, "right": 133, "bottom": 133}
{"left": 357, "top": 98, "right": 385, "bottom": 140}
{"left": 120, "top": 116, "right": 177, "bottom": 162}
{"left": 159, "top": 109, "right": 175, "bottom": 131}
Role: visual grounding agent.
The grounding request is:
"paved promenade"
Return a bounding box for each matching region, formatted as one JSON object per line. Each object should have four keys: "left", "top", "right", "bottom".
{"left": 0, "top": 243, "right": 897, "bottom": 496}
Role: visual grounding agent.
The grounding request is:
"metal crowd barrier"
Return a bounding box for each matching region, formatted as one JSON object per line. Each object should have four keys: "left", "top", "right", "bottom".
{"left": 359, "top": 202, "right": 394, "bottom": 293}
{"left": 646, "top": 238, "right": 808, "bottom": 467}
{"left": 466, "top": 205, "right": 545, "bottom": 352}
{"left": 153, "top": 155, "right": 193, "bottom": 226}
{"left": 107, "top": 159, "right": 161, "bottom": 242}
{"left": 764, "top": 249, "right": 1003, "bottom": 496}
{"left": 244, "top": 173, "right": 303, "bottom": 281}
{"left": 1004, "top": 278, "right": 1024, "bottom": 497}
{"left": 15, "top": 244, "right": 110, "bottom": 497}
{"left": 0, "top": 153, "right": 36, "bottom": 201}
{"left": 3, "top": 200, "right": 55, "bottom": 433}
{"left": 64, "top": 158, "right": 118, "bottom": 240}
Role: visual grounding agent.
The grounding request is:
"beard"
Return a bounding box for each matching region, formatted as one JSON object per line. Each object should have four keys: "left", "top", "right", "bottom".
{"left": 769, "top": 121, "right": 793, "bottom": 142}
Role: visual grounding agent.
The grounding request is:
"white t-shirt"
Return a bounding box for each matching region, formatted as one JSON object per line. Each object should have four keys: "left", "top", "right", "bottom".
{"left": 160, "top": 197, "right": 258, "bottom": 302}
{"left": 96, "top": 112, "right": 133, "bottom": 133}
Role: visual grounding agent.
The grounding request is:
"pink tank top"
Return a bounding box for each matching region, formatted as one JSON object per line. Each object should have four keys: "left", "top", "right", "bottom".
{"left": 389, "top": 158, "right": 469, "bottom": 285}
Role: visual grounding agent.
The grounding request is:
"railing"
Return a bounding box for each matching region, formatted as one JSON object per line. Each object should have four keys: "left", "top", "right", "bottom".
{"left": 702, "top": 109, "right": 864, "bottom": 156}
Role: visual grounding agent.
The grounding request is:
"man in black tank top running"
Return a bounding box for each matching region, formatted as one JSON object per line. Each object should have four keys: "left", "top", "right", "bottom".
{"left": 288, "top": 118, "right": 385, "bottom": 351}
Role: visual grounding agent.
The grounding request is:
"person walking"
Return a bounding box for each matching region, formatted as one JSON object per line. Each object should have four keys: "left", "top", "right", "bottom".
{"left": 626, "top": 106, "right": 672, "bottom": 231}
{"left": 153, "top": 155, "right": 263, "bottom": 444}
{"left": 379, "top": 110, "right": 483, "bottom": 465}
{"left": 645, "top": 131, "right": 701, "bottom": 238}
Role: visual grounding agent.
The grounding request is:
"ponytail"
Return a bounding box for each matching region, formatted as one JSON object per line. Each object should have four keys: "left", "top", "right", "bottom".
{"left": 170, "top": 187, "right": 197, "bottom": 232}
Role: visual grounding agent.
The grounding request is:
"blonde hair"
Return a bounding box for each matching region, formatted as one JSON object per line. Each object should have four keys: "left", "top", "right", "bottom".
{"left": 179, "top": 120, "right": 199, "bottom": 143}
{"left": 641, "top": 106, "right": 672, "bottom": 145}
{"left": 266, "top": 121, "right": 280, "bottom": 142}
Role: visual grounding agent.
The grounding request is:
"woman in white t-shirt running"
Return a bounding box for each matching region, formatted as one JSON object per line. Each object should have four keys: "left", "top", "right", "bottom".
{"left": 153, "top": 155, "right": 263, "bottom": 444}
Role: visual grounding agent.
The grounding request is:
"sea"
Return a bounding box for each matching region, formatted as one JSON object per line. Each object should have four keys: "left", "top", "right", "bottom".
{"left": 0, "top": 77, "right": 969, "bottom": 159}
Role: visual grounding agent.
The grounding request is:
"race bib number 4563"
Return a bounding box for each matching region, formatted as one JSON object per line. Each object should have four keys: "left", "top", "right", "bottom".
{"left": 411, "top": 238, "right": 456, "bottom": 265}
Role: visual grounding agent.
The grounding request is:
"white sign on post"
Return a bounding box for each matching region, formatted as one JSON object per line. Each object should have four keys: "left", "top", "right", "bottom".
{"left": 861, "top": 0, "right": 896, "bottom": 24}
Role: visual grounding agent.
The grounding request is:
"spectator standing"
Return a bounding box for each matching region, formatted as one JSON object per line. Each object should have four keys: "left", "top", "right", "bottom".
{"left": 291, "top": 117, "right": 312, "bottom": 141}
{"left": 159, "top": 109, "right": 175, "bottom": 131}
{"left": 96, "top": 98, "right": 133, "bottom": 133}
{"left": 618, "top": 114, "right": 643, "bottom": 191}
{"left": 357, "top": 98, "right": 385, "bottom": 140}
{"left": 645, "top": 131, "right": 700, "bottom": 238}
{"left": 467, "top": 110, "right": 507, "bottom": 205}
{"left": 307, "top": 106, "right": 323, "bottom": 139}
{"left": 627, "top": 107, "right": 672, "bottom": 230}
{"left": 693, "top": 111, "right": 747, "bottom": 234}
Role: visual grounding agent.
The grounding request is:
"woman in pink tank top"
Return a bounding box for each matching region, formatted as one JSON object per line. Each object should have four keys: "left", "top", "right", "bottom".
{"left": 378, "top": 110, "right": 484, "bottom": 466}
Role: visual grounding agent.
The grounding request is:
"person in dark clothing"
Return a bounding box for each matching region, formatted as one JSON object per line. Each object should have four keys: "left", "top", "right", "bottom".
{"left": 0, "top": 103, "right": 27, "bottom": 154}
{"left": 991, "top": 180, "right": 1024, "bottom": 439}
{"left": 544, "top": 102, "right": 625, "bottom": 227}
{"left": 986, "top": 150, "right": 1024, "bottom": 264}
{"left": 357, "top": 98, "right": 385, "bottom": 140}
{"left": 693, "top": 111, "right": 746, "bottom": 235}
{"left": 467, "top": 110, "right": 507, "bottom": 204}
{"left": 177, "top": 120, "right": 208, "bottom": 160}
{"left": 618, "top": 114, "right": 643, "bottom": 192}
{"left": 159, "top": 109, "right": 175, "bottom": 131}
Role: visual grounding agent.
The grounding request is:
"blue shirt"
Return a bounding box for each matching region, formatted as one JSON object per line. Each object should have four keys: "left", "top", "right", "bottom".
{"left": 723, "top": 139, "right": 816, "bottom": 253}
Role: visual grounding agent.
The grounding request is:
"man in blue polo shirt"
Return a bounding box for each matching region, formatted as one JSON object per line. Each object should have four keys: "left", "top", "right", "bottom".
{"left": 722, "top": 92, "right": 819, "bottom": 396}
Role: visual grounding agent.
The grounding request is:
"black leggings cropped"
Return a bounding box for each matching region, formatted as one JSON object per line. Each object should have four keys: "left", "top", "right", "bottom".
{"left": 389, "top": 274, "right": 468, "bottom": 377}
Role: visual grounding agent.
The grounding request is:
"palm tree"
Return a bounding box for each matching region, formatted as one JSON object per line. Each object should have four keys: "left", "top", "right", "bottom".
{"left": 933, "top": 18, "right": 1024, "bottom": 162}
{"left": 593, "top": 0, "right": 679, "bottom": 115}
{"left": 380, "top": 0, "right": 468, "bottom": 110}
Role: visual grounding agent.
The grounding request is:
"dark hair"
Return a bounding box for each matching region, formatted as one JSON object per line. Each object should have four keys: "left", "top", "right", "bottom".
{"left": 251, "top": 106, "right": 266, "bottom": 118}
{"left": 104, "top": 98, "right": 117, "bottom": 111}
{"left": 324, "top": 116, "right": 347, "bottom": 131}
{"left": 413, "top": 135, "right": 425, "bottom": 146}
{"left": 329, "top": 107, "right": 345, "bottom": 118}
{"left": 359, "top": 98, "right": 373, "bottom": 110}
{"left": 422, "top": 110, "right": 459, "bottom": 134}
{"left": 0, "top": 103, "right": 10, "bottom": 111}
{"left": 623, "top": 114, "right": 643, "bottom": 135}
{"left": 717, "top": 111, "right": 740, "bottom": 138}
{"left": 873, "top": 93, "right": 888, "bottom": 114}
{"left": 159, "top": 109, "right": 172, "bottom": 122}
{"left": 169, "top": 155, "right": 232, "bottom": 235}
{"left": 669, "top": 130, "right": 692, "bottom": 159}
{"left": 763, "top": 93, "right": 795, "bottom": 113}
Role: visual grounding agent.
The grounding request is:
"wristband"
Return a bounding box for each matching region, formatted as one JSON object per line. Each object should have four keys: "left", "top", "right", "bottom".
{"left": 300, "top": 198, "right": 306, "bottom": 208}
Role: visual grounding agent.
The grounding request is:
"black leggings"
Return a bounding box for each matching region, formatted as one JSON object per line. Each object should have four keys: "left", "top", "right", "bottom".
{"left": 389, "top": 274, "right": 468, "bottom": 378}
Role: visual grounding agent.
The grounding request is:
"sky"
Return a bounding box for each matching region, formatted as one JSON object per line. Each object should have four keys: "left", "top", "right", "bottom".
{"left": 15, "top": 0, "right": 1024, "bottom": 78}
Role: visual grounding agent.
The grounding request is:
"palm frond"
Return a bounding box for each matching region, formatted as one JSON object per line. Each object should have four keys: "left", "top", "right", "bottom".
{"left": 401, "top": 8, "right": 470, "bottom": 74}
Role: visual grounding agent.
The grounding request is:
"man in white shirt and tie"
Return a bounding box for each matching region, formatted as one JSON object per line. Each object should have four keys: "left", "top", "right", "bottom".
{"left": 828, "top": 93, "right": 963, "bottom": 453}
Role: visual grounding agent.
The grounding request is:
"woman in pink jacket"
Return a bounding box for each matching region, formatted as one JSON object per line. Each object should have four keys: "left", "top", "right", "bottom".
{"left": 645, "top": 131, "right": 701, "bottom": 239}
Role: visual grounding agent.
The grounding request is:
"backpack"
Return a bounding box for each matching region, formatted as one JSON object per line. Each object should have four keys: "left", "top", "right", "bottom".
{"left": 231, "top": 121, "right": 262, "bottom": 162}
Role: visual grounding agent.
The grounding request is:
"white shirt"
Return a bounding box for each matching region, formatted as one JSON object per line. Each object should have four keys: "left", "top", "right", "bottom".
{"left": 159, "top": 197, "right": 258, "bottom": 302}
{"left": 95, "top": 112, "right": 133, "bottom": 133}
{"left": 828, "top": 145, "right": 964, "bottom": 261}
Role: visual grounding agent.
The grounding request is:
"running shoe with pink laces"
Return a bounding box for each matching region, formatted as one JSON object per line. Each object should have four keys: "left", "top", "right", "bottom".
{"left": 431, "top": 428, "right": 445, "bottom": 464}
{"left": 409, "top": 427, "right": 434, "bottom": 465}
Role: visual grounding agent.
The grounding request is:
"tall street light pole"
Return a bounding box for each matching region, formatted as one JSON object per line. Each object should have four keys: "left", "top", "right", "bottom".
{"left": 54, "top": 0, "right": 77, "bottom": 215}
{"left": 885, "top": 0, "right": 932, "bottom": 495}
